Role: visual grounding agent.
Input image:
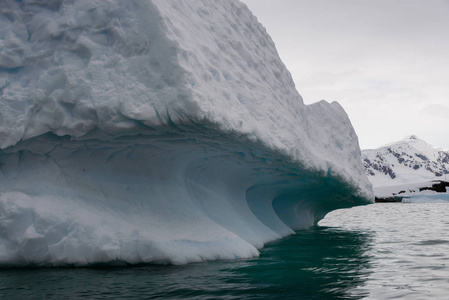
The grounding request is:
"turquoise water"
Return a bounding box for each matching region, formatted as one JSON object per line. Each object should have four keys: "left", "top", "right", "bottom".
{"left": 1, "top": 203, "right": 449, "bottom": 299}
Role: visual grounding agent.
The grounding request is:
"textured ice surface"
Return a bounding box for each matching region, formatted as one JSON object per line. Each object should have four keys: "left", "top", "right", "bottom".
{"left": 0, "top": 0, "right": 372, "bottom": 266}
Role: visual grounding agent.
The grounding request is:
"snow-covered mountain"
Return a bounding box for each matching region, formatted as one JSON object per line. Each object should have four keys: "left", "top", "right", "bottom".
{"left": 362, "top": 136, "right": 449, "bottom": 187}
{"left": 362, "top": 136, "right": 449, "bottom": 201}
{"left": 0, "top": 0, "right": 372, "bottom": 267}
{"left": 362, "top": 135, "right": 449, "bottom": 202}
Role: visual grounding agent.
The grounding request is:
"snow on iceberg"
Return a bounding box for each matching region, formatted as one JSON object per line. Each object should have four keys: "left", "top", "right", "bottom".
{"left": 0, "top": 0, "right": 373, "bottom": 267}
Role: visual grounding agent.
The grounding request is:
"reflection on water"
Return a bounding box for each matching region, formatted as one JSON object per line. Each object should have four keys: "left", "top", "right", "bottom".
{"left": 232, "top": 227, "right": 373, "bottom": 300}
{"left": 321, "top": 203, "right": 449, "bottom": 300}
{"left": 3, "top": 203, "right": 449, "bottom": 299}
{"left": 0, "top": 227, "right": 373, "bottom": 300}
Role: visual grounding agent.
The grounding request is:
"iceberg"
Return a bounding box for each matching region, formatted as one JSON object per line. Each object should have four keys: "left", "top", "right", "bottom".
{"left": 0, "top": 0, "right": 373, "bottom": 266}
{"left": 402, "top": 193, "right": 449, "bottom": 203}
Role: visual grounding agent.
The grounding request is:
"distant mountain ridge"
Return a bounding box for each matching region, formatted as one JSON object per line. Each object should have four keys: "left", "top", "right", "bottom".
{"left": 362, "top": 136, "right": 449, "bottom": 187}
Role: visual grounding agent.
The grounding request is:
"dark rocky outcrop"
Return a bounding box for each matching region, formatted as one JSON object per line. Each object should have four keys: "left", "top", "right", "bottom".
{"left": 375, "top": 180, "right": 449, "bottom": 203}
{"left": 375, "top": 196, "right": 403, "bottom": 203}
{"left": 419, "top": 181, "right": 449, "bottom": 193}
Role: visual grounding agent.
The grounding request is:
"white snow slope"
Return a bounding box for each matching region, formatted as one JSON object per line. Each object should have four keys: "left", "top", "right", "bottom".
{"left": 362, "top": 136, "right": 449, "bottom": 186}
{"left": 362, "top": 135, "right": 449, "bottom": 198}
{"left": 0, "top": 0, "right": 372, "bottom": 267}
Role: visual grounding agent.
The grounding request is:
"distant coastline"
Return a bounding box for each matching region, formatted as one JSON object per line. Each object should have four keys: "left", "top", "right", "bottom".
{"left": 374, "top": 180, "right": 449, "bottom": 203}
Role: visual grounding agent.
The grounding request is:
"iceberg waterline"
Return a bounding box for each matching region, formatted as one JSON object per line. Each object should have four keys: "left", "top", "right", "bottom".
{"left": 0, "top": 0, "right": 373, "bottom": 266}
{"left": 0, "top": 126, "right": 366, "bottom": 266}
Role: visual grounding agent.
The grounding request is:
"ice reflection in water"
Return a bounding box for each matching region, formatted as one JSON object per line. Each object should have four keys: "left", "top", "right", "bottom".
{"left": 4, "top": 203, "right": 447, "bottom": 299}
{"left": 0, "top": 227, "right": 373, "bottom": 300}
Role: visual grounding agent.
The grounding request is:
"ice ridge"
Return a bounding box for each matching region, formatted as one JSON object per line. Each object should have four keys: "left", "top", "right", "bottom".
{"left": 0, "top": 0, "right": 373, "bottom": 266}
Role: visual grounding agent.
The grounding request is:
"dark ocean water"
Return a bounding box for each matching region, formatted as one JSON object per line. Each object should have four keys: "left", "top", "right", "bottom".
{"left": 1, "top": 203, "right": 448, "bottom": 299}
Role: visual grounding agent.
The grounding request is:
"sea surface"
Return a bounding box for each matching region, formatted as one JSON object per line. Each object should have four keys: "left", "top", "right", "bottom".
{"left": 1, "top": 203, "right": 449, "bottom": 299}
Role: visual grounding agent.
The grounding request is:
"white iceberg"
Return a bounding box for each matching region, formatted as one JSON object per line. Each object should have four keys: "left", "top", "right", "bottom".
{"left": 402, "top": 194, "right": 449, "bottom": 203}
{"left": 0, "top": 0, "right": 372, "bottom": 266}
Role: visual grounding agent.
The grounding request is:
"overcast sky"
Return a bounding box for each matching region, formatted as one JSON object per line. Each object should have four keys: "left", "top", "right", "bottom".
{"left": 241, "top": 0, "right": 449, "bottom": 150}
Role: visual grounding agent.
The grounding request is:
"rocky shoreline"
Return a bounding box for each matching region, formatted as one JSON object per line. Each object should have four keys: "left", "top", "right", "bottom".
{"left": 375, "top": 180, "right": 449, "bottom": 203}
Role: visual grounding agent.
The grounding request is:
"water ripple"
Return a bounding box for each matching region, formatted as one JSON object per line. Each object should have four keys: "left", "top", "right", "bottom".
{"left": 320, "top": 203, "right": 449, "bottom": 300}
{"left": 1, "top": 203, "right": 448, "bottom": 299}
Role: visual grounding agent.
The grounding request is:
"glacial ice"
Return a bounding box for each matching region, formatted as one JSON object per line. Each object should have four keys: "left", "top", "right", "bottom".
{"left": 402, "top": 193, "right": 449, "bottom": 203}
{"left": 0, "top": 0, "right": 373, "bottom": 266}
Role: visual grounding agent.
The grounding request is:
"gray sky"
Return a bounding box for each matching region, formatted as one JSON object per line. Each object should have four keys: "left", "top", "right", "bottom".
{"left": 241, "top": 0, "right": 449, "bottom": 150}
